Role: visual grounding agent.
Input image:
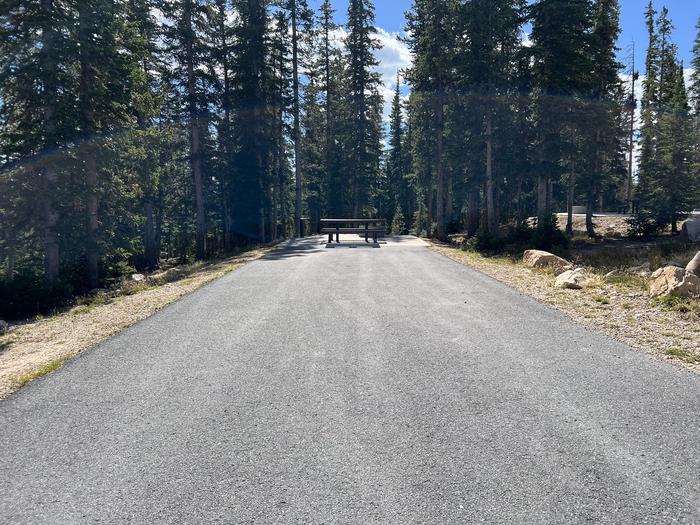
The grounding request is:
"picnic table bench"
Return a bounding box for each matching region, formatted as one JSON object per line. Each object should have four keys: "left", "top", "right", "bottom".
{"left": 321, "top": 218, "right": 386, "bottom": 244}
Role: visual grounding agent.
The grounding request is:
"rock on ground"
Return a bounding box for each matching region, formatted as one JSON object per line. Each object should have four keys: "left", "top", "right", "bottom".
{"left": 523, "top": 250, "right": 572, "bottom": 276}
{"left": 650, "top": 266, "right": 700, "bottom": 299}
{"left": 555, "top": 269, "right": 586, "bottom": 290}
{"left": 686, "top": 251, "right": 700, "bottom": 278}
{"left": 681, "top": 216, "right": 700, "bottom": 243}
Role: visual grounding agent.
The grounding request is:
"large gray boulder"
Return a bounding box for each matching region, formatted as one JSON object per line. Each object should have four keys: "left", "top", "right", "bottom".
{"left": 681, "top": 215, "right": 700, "bottom": 243}
{"left": 523, "top": 250, "right": 572, "bottom": 276}
{"left": 686, "top": 251, "right": 700, "bottom": 278}
{"left": 650, "top": 266, "right": 700, "bottom": 299}
{"left": 650, "top": 267, "right": 685, "bottom": 298}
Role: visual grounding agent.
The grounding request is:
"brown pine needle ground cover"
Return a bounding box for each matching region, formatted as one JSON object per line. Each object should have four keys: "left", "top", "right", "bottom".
{"left": 432, "top": 243, "right": 700, "bottom": 373}
{"left": 0, "top": 246, "right": 273, "bottom": 399}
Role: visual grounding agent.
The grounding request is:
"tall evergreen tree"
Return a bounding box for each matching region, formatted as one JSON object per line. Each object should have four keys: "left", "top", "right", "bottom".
{"left": 581, "top": 0, "right": 623, "bottom": 237}
{"left": 0, "top": 0, "right": 75, "bottom": 284}
{"left": 529, "top": 0, "right": 594, "bottom": 230}
{"left": 638, "top": 6, "right": 697, "bottom": 230}
{"left": 690, "top": 17, "right": 700, "bottom": 124}
{"left": 457, "top": 0, "right": 526, "bottom": 237}
{"left": 162, "top": 0, "right": 213, "bottom": 259}
{"left": 231, "top": 0, "right": 270, "bottom": 241}
{"left": 384, "top": 72, "right": 408, "bottom": 226}
{"left": 345, "top": 0, "right": 383, "bottom": 217}
{"left": 405, "top": 0, "right": 453, "bottom": 239}
{"left": 318, "top": 0, "right": 345, "bottom": 218}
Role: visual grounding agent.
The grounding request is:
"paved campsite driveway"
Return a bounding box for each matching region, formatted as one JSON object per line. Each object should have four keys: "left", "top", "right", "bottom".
{"left": 2, "top": 236, "right": 700, "bottom": 523}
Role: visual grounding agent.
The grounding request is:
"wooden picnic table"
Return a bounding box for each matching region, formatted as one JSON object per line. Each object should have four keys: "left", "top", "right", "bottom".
{"left": 320, "top": 218, "right": 386, "bottom": 244}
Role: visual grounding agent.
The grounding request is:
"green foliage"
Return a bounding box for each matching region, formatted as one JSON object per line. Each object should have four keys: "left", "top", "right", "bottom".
{"left": 462, "top": 217, "right": 570, "bottom": 255}
{"left": 627, "top": 211, "right": 663, "bottom": 238}
{"left": 391, "top": 206, "right": 407, "bottom": 235}
{"left": 637, "top": 6, "right": 699, "bottom": 230}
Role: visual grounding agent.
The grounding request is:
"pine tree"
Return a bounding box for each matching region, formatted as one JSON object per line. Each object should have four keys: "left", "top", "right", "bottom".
{"left": 530, "top": 0, "right": 594, "bottom": 230}
{"left": 638, "top": 6, "right": 697, "bottom": 231}
{"left": 691, "top": 17, "right": 700, "bottom": 203}
{"left": 0, "top": 0, "right": 75, "bottom": 284}
{"left": 345, "top": 0, "right": 383, "bottom": 218}
{"left": 209, "top": 0, "right": 236, "bottom": 250}
{"left": 405, "top": 0, "right": 453, "bottom": 239}
{"left": 457, "top": 0, "right": 526, "bottom": 237}
{"left": 231, "top": 0, "right": 271, "bottom": 241}
{"left": 161, "top": 0, "right": 214, "bottom": 259}
{"left": 318, "top": 0, "right": 345, "bottom": 218}
{"left": 581, "top": 0, "right": 622, "bottom": 237}
{"left": 384, "top": 72, "right": 411, "bottom": 226}
{"left": 690, "top": 18, "right": 700, "bottom": 118}
{"left": 268, "top": 9, "right": 293, "bottom": 239}
{"left": 123, "top": 0, "right": 165, "bottom": 269}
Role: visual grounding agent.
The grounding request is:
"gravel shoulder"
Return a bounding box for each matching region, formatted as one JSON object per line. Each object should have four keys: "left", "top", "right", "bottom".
{"left": 431, "top": 243, "right": 700, "bottom": 373}
{"left": 0, "top": 246, "right": 272, "bottom": 399}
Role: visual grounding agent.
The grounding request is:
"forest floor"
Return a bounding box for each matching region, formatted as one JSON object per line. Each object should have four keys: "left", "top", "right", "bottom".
{"left": 0, "top": 246, "right": 274, "bottom": 399}
{"left": 432, "top": 242, "right": 700, "bottom": 373}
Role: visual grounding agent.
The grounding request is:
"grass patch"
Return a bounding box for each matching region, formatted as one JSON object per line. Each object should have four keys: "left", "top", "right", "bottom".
{"left": 574, "top": 241, "right": 695, "bottom": 272}
{"left": 0, "top": 338, "right": 14, "bottom": 352}
{"left": 14, "top": 355, "right": 71, "bottom": 389}
{"left": 593, "top": 295, "right": 611, "bottom": 305}
{"left": 71, "top": 305, "right": 92, "bottom": 316}
{"left": 606, "top": 274, "right": 649, "bottom": 292}
{"left": 652, "top": 295, "right": 700, "bottom": 316}
{"left": 665, "top": 347, "right": 700, "bottom": 364}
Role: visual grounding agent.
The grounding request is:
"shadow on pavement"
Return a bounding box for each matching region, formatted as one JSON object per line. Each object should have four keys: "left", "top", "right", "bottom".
{"left": 261, "top": 237, "right": 327, "bottom": 261}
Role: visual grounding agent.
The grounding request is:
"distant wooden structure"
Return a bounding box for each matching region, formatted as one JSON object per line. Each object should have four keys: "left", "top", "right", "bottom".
{"left": 320, "top": 218, "right": 386, "bottom": 244}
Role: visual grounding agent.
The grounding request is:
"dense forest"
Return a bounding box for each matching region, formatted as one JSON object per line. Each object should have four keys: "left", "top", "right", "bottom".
{"left": 1, "top": 0, "right": 700, "bottom": 317}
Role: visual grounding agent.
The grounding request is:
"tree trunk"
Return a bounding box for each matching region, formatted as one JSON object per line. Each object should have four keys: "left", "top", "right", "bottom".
{"left": 446, "top": 167, "right": 454, "bottom": 229}
{"left": 537, "top": 175, "right": 549, "bottom": 228}
{"left": 185, "top": 0, "right": 205, "bottom": 260}
{"left": 85, "top": 154, "right": 99, "bottom": 289}
{"left": 79, "top": 1, "right": 99, "bottom": 290}
{"left": 435, "top": 94, "right": 446, "bottom": 240}
{"left": 323, "top": 10, "right": 333, "bottom": 220}
{"left": 426, "top": 189, "right": 433, "bottom": 237}
{"left": 566, "top": 164, "right": 575, "bottom": 236}
{"left": 485, "top": 114, "right": 498, "bottom": 237}
{"left": 586, "top": 189, "right": 596, "bottom": 238}
{"left": 218, "top": 0, "right": 233, "bottom": 252}
{"left": 41, "top": 0, "right": 60, "bottom": 284}
{"left": 515, "top": 177, "right": 523, "bottom": 224}
{"left": 466, "top": 189, "right": 480, "bottom": 237}
{"left": 144, "top": 200, "right": 158, "bottom": 268}
{"left": 6, "top": 231, "right": 16, "bottom": 280}
{"left": 43, "top": 165, "right": 60, "bottom": 283}
{"left": 291, "top": 1, "right": 302, "bottom": 237}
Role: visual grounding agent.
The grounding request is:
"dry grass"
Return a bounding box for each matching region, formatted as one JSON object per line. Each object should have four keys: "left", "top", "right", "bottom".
{"left": 0, "top": 246, "right": 273, "bottom": 399}
{"left": 432, "top": 243, "right": 700, "bottom": 373}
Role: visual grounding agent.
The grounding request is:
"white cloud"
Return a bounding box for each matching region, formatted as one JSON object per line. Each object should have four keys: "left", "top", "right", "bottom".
{"left": 326, "top": 26, "right": 413, "bottom": 123}
{"left": 374, "top": 28, "right": 413, "bottom": 122}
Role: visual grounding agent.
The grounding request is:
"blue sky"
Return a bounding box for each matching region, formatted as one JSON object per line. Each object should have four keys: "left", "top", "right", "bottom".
{"left": 317, "top": 0, "right": 699, "bottom": 67}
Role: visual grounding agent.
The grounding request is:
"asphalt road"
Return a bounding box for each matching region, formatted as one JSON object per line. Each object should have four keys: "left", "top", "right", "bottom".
{"left": 2, "top": 236, "right": 700, "bottom": 524}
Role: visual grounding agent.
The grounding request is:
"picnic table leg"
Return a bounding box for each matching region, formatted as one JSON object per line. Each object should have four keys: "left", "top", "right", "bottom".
{"left": 336, "top": 227, "right": 339, "bottom": 243}
{"left": 328, "top": 233, "right": 333, "bottom": 243}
